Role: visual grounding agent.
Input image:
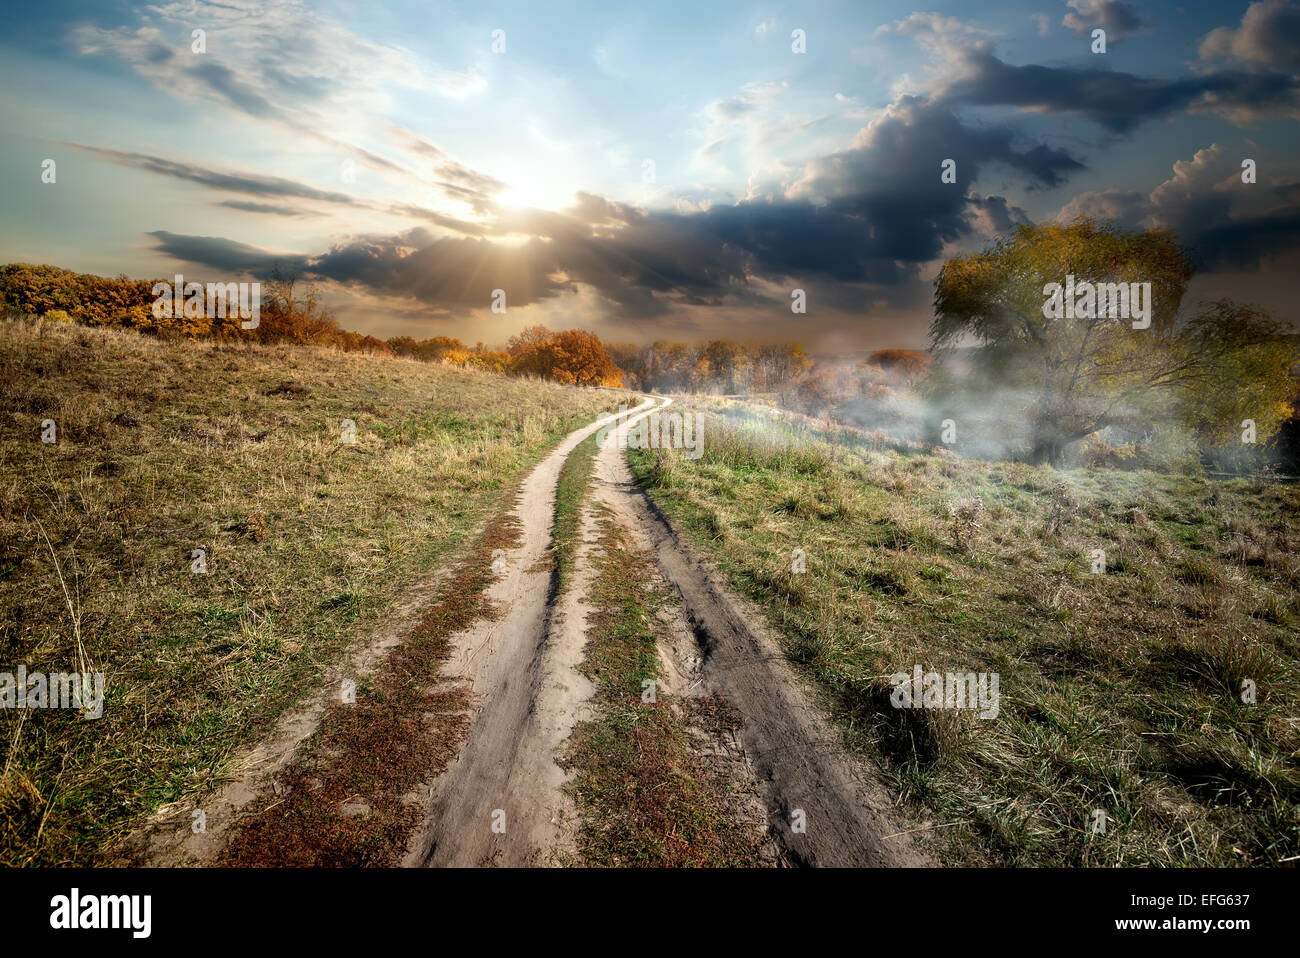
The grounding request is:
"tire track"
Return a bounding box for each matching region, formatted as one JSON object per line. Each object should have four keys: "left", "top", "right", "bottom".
{"left": 403, "top": 397, "right": 658, "bottom": 866}
{"left": 588, "top": 400, "right": 931, "bottom": 868}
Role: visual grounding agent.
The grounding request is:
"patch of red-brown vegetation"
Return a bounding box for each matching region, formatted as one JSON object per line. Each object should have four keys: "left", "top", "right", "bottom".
{"left": 219, "top": 514, "right": 521, "bottom": 867}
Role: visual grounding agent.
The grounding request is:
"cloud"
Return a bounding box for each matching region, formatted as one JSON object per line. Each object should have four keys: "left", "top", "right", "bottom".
{"left": 147, "top": 230, "right": 311, "bottom": 274}
{"left": 874, "top": 12, "right": 998, "bottom": 89}
{"left": 217, "top": 200, "right": 318, "bottom": 217}
{"left": 69, "top": 0, "right": 491, "bottom": 195}
{"left": 1200, "top": 0, "right": 1300, "bottom": 72}
{"left": 876, "top": 12, "right": 998, "bottom": 55}
{"left": 73, "top": 0, "right": 481, "bottom": 120}
{"left": 142, "top": 96, "right": 1069, "bottom": 320}
{"left": 878, "top": 10, "right": 1298, "bottom": 129}
{"left": 690, "top": 81, "right": 801, "bottom": 184}
{"left": 1058, "top": 144, "right": 1300, "bottom": 270}
{"left": 967, "top": 193, "right": 1033, "bottom": 235}
{"left": 938, "top": 51, "right": 1300, "bottom": 130}
{"left": 72, "top": 142, "right": 490, "bottom": 237}
{"left": 1063, "top": 0, "right": 1146, "bottom": 43}
{"left": 387, "top": 126, "right": 509, "bottom": 203}
{"left": 789, "top": 96, "right": 1082, "bottom": 201}
{"left": 1192, "top": 207, "right": 1300, "bottom": 271}
{"left": 66, "top": 143, "right": 359, "bottom": 205}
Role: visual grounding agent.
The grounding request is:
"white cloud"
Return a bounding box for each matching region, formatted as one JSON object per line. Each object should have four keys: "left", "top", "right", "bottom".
{"left": 73, "top": 0, "right": 485, "bottom": 126}
{"left": 1200, "top": 0, "right": 1300, "bottom": 71}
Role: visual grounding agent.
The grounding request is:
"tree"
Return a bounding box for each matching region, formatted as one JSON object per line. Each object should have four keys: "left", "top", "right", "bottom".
{"left": 259, "top": 270, "right": 341, "bottom": 345}
{"left": 753, "top": 342, "right": 812, "bottom": 393}
{"left": 1173, "top": 299, "right": 1299, "bottom": 450}
{"left": 931, "top": 219, "right": 1201, "bottom": 464}
{"left": 506, "top": 325, "right": 557, "bottom": 378}
{"left": 506, "top": 325, "right": 623, "bottom": 386}
{"left": 549, "top": 329, "right": 623, "bottom": 386}
{"left": 387, "top": 335, "right": 419, "bottom": 357}
{"left": 605, "top": 342, "right": 646, "bottom": 389}
{"left": 702, "top": 339, "right": 748, "bottom": 393}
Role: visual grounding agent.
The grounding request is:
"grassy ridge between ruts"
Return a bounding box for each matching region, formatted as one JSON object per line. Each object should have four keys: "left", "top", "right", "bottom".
{"left": 0, "top": 316, "right": 631, "bottom": 865}
{"left": 630, "top": 399, "right": 1298, "bottom": 867}
{"left": 561, "top": 508, "right": 770, "bottom": 867}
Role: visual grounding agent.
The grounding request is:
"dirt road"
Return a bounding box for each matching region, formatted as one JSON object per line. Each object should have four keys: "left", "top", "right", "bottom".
{"left": 134, "top": 395, "right": 924, "bottom": 867}
{"left": 589, "top": 401, "right": 928, "bottom": 867}
{"left": 407, "top": 395, "right": 926, "bottom": 867}
{"left": 401, "top": 398, "right": 654, "bottom": 866}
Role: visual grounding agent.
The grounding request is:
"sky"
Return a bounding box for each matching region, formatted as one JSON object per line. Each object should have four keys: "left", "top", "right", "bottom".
{"left": 1, "top": 0, "right": 1298, "bottom": 356}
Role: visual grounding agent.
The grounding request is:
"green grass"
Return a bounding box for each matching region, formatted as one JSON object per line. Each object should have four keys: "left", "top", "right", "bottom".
{"left": 630, "top": 399, "right": 1299, "bottom": 867}
{"left": 0, "top": 315, "right": 632, "bottom": 865}
{"left": 552, "top": 432, "right": 600, "bottom": 592}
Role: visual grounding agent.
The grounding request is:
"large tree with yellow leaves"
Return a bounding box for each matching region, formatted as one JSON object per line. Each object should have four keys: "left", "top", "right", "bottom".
{"left": 930, "top": 219, "right": 1296, "bottom": 465}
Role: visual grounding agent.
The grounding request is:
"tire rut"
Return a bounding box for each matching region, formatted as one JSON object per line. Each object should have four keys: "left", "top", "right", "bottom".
{"left": 589, "top": 401, "right": 932, "bottom": 868}
{"left": 403, "top": 398, "right": 656, "bottom": 866}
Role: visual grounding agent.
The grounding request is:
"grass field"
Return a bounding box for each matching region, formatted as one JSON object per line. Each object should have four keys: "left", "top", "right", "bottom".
{"left": 0, "top": 315, "right": 630, "bottom": 865}
{"left": 630, "top": 399, "right": 1299, "bottom": 867}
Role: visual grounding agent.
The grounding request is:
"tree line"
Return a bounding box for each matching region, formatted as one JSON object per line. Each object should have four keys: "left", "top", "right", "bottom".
{"left": 0, "top": 264, "right": 396, "bottom": 354}
{"left": 603, "top": 339, "right": 815, "bottom": 394}
{"left": 0, "top": 263, "right": 817, "bottom": 394}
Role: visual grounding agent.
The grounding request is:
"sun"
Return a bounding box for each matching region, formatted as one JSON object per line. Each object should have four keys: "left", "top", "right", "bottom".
{"left": 494, "top": 164, "right": 574, "bottom": 212}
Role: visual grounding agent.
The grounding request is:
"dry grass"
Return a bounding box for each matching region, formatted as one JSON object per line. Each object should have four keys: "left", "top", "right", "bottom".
{"left": 218, "top": 513, "right": 520, "bottom": 867}
{"left": 0, "top": 315, "right": 631, "bottom": 865}
{"left": 631, "top": 399, "right": 1299, "bottom": 867}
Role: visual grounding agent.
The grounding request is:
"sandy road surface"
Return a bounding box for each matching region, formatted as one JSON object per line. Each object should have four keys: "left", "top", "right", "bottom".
{"left": 402, "top": 398, "right": 655, "bottom": 866}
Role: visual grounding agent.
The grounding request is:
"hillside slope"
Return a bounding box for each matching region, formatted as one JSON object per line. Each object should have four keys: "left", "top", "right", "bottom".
{"left": 0, "top": 316, "right": 630, "bottom": 865}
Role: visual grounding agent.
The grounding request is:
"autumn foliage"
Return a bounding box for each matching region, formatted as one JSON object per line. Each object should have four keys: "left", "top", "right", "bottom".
{"left": 0, "top": 263, "right": 361, "bottom": 347}
{"left": 506, "top": 326, "right": 624, "bottom": 386}
{"left": 605, "top": 339, "right": 812, "bottom": 394}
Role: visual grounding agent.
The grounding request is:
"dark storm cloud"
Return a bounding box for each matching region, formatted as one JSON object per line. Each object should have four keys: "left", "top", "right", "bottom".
{"left": 1058, "top": 145, "right": 1300, "bottom": 272}
{"left": 1186, "top": 208, "right": 1300, "bottom": 272}
{"left": 147, "top": 231, "right": 311, "bottom": 274}
{"left": 940, "top": 51, "right": 1300, "bottom": 132}
{"left": 967, "top": 194, "right": 1032, "bottom": 234}
{"left": 312, "top": 232, "right": 571, "bottom": 305}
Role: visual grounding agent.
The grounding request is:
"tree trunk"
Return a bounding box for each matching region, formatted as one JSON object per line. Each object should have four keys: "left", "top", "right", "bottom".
{"left": 1029, "top": 436, "right": 1064, "bottom": 467}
